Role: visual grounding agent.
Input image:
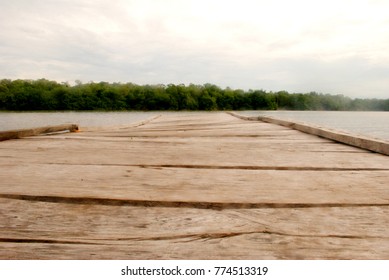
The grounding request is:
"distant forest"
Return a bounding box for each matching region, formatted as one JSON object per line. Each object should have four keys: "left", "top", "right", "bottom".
{"left": 1, "top": 79, "right": 388, "bottom": 111}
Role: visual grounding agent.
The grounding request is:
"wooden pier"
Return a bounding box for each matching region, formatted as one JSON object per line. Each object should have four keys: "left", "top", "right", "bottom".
{"left": 1, "top": 112, "right": 388, "bottom": 259}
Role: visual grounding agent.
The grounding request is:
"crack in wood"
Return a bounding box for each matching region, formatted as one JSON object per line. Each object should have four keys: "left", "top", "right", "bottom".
{"left": 43, "top": 162, "right": 389, "bottom": 171}
{"left": 3, "top": 230, "right": 384, "bottom": 246}
{"left": 1, "top": 194, "right": 388, "bottom": 209}
{"left": 84, "top": 230, "right": 389, "bottom": 243}
{"left": 135, "top": 164, "right": 389, "bottom": 171}
{"left": 2, "top": 228, "right": 388, "bottom": 247}
{"left": 0, "top": 238, "right": 98, "bottom": 245}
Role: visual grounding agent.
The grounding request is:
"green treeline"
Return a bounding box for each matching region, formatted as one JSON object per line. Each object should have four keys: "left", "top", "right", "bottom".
{"left": 1, "top": 79, "right": 388, "bottom": 111}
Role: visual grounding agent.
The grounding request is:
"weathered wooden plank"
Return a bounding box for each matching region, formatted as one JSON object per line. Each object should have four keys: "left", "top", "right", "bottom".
{"left": 229, "top": 112, "right": 389, "bottom": 155}
{"left": 1, "top": 198, "right": 388, "bottom": 259}
{"left": 0, "top": 165, "right": 388, "bottom": 205}
{"left": 0, "top": 124, "right": 79, "bottom": 141}
{"left": 2, "top": 198, "right": 388, "bottom": 240}
{"left": 1, "top": 128, "right": 388, "bottom": 169}
{"left": 2, "top": 235, "right": 388, "bottom": 260}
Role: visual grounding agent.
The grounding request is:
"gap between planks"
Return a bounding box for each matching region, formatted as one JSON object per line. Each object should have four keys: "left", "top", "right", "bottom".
{"left": 1, "top": 194, "right": 388, "bottom": 209}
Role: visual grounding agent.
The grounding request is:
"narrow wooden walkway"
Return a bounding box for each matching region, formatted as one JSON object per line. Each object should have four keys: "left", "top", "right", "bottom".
{"left": 1, "top": 112, "right": 388, "bottom": 259}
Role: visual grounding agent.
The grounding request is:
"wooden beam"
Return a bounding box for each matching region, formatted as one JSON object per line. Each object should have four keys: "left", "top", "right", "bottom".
{"left": 228, "top": 112, "right": 389, "bottom": 155}
{"left": 0, "top": 124, "right": 79, "bottom": 141}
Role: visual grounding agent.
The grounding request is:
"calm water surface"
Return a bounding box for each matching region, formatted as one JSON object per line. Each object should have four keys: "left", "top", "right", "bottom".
{"left": 0, "top": 111, "right": 158, "bottom": 131}
{"left": 1, "top": 111, "right": 388, "bottom": 141}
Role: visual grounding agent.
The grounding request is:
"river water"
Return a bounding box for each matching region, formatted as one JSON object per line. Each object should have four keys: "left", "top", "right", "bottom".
{"left": 1, "top": 111, "right": 388, "bottom": 141}
{"left": 0, "top": 111, "right": 158, "bottom": 131}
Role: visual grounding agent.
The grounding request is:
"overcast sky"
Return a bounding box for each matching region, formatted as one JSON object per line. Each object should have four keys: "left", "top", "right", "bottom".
{"left": 1, "top": 0, "right": 388, "bottom": 98}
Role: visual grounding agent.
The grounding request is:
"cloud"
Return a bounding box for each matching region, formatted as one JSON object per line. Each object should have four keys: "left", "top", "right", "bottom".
{"left": 0, "top": 0, "right": 388, "bottom": 98}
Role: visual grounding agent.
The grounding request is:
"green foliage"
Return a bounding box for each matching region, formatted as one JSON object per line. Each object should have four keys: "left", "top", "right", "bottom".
{"left": 0, "top": 79, "right": 387, "bottom": 111}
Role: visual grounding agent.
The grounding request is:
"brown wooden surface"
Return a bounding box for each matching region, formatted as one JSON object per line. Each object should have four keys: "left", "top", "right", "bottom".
{"left": 0, "top": 124, "right": 79, "bottom": 141}
{"left": 1, "top": 112, "right": 388, "bottom": 259}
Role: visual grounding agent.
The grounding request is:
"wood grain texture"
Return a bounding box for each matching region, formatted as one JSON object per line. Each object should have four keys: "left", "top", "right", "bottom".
{"left": 1, "top": 112, "right": 388, "bottom": 259}
{"left": 0, "top": 124, "right": 79, "bottom": 141}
